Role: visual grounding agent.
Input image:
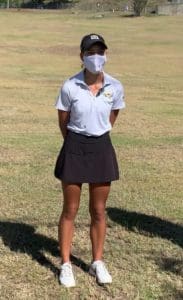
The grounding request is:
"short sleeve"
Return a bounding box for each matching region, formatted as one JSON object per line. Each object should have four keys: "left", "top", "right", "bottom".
{"left": 112, "top": 83, "right": 125, "bottom": 110}
{"left": 55, "top": 81, "right": 71, "bottom": 111}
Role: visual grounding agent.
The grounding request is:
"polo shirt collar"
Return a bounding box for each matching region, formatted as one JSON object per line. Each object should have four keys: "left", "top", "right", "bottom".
{"left": 75, "top": 70, "right": 111, "bottom": 88}
{"left": 74, "top": 70, "right": 85, "bottom": 86}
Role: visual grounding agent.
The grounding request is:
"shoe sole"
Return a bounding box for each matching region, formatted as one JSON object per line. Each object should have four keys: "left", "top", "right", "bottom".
{"left": 59, "top": 281, "right": 76, "bottom": 288}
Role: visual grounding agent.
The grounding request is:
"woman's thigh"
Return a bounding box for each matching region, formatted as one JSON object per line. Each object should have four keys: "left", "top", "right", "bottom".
{"left": 61, "top": 182, "right": 82, "bottom": 217}
{"left": 89, "top": 183, "right": 111, "bottom": 215}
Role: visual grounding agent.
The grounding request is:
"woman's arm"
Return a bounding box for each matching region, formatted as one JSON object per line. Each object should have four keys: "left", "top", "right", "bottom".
{"left": 58, "top": 110, "right": 70, "bottom": 139}
{"left": 110, "top": 110, "right": 119, "bottom": 127}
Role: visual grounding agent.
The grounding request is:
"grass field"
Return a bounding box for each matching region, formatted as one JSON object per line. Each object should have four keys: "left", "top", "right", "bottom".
{"left": 0, "top": 9, "right": 183, "bottom": 300}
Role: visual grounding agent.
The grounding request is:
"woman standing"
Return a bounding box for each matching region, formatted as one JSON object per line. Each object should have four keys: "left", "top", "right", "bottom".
{"left": 54, "top": 33, "right": 125, "bottom": 287}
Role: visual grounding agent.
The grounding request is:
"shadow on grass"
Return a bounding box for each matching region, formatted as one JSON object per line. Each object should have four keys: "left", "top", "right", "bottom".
{"left": 0, "top": 221, "right": 89, "bottom": 276}
{"left": 161, "top": 285, "right": 183, "bottom": 300}
{"left": 155, "top": 257, "right": 183, "bottom": 277}
{"left": 106, "top": 208, "right": 183, "bottom": 248}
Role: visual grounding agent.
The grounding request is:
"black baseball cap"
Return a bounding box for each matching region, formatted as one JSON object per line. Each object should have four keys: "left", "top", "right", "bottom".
{"left": 80, "top": 33, "right": 108, "bottom": 52}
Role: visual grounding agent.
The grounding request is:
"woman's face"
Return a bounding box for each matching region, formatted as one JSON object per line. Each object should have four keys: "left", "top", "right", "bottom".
{"left": 80, "top": 43, "right": 106, "bottom": 60}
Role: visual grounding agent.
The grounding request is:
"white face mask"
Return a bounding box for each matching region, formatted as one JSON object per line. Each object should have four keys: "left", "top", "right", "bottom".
{"left": 83, "top": 54, "right": 107, "bottom": 74}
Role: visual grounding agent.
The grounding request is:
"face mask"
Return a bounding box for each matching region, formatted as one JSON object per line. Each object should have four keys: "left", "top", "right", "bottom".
{"left": 83, "top": 54, "right": 107, "bottom": 74}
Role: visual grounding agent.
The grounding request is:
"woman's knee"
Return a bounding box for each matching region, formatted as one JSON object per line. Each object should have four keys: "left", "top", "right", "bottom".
{"left": 62, "top": 203, "right": 79, "bottom": 221}
{"left": 90, "top": 207, "right": 106, "bottom": 223}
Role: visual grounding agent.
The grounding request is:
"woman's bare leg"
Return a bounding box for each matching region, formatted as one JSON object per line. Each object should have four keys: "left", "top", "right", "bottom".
{"left": 89, "top": 182, "right": 111, "bottom": 261}
{"left": 58, "top": 182, "right": 82, "bottom": 263}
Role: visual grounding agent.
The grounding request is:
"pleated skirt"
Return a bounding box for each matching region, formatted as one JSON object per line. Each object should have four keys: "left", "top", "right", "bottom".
{"left": 54, "top": 130, "right": 119, "bottom": 183}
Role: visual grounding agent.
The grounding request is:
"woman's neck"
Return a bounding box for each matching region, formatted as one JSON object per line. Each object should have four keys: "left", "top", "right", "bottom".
{"left": 84, "top": 69, "right": 104, "bottom": 86}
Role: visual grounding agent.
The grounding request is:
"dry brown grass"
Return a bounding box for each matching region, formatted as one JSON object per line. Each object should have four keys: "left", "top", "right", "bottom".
{"left": 0, "top": 9, "right": 182, "bottom": 300}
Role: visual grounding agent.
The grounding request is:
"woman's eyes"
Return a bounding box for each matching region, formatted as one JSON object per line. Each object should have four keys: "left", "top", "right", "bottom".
{"left": 85, "top": 51, "right": 105, "bottom": 56}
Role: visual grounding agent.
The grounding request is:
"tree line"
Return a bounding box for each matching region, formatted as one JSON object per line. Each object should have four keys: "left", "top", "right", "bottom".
{"left": 1, "top": 0, "right": 167, "bottom": 16}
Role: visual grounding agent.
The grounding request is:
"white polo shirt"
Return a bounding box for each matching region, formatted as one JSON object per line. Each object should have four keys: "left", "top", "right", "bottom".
{"left": 55, "top": 70, "right": 125, "bottom": 136}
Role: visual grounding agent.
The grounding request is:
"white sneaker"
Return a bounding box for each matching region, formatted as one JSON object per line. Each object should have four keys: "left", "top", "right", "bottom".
{"left": 59, "top": 262, "right": 76, "bottom": 287}
{"left": 89, "top": 260, "right": 112, "bottom": 284}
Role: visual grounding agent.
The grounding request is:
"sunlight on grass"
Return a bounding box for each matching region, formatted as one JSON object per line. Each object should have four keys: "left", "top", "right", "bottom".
{"left": 0, "top": 10, "right": 182, "bottom": 300}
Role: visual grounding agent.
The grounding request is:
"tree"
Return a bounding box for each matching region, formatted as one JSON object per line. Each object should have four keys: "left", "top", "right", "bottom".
{"left": 132, "top": 0, "right": 148, "bottom": 16}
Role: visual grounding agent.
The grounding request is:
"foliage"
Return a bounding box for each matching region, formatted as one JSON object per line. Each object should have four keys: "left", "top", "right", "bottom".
{"left": 76, "top": 0, "right": 127, "bottom": 11}
{"left": 0, "top": 0, "right": 171, "bottom": 11}
{"left": 0, "top": 0, "right": 76, "bottom": 8}
{"left": 131, "top": 0, "right": 148, "bottom": 16}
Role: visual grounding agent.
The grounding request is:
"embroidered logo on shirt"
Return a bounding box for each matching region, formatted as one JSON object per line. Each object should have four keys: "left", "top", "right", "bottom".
{"left": 103, "top": 91, "right": 112, "bottom": 99}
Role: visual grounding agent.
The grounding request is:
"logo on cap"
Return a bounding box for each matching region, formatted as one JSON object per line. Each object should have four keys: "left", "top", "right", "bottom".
{"left": 90, "top": 35, "right": 100, "bottom": 40}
